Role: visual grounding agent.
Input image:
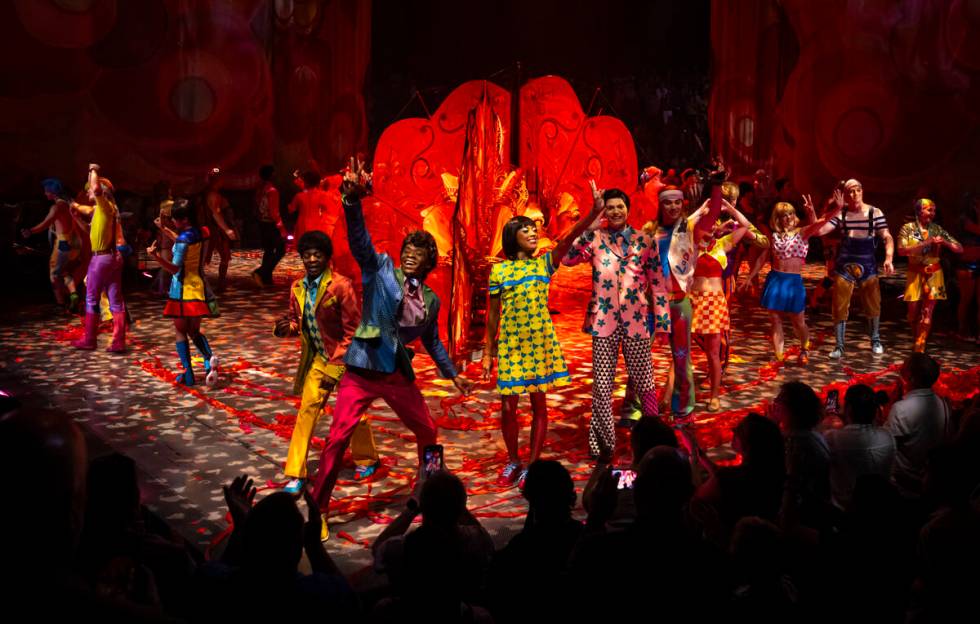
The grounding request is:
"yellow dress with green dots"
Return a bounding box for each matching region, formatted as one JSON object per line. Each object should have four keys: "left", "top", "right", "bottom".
{"left": 489, "top": 252, "right": 570, "bottom": 395}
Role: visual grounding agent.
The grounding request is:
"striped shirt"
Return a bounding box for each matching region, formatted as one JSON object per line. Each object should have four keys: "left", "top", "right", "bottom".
{"left": 829, "top": 206, "right": 888, "bottom": 238}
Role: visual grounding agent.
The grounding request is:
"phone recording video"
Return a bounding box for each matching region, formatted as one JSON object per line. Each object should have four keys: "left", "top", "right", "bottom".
{"left": 423, "top": 444, "right": 444, "bottom": 477}
{"left": 611, "top": 467, "right": 637, "bottom": 490}
{"left": 825, "top": 389, "right": 840, "bottom": 415}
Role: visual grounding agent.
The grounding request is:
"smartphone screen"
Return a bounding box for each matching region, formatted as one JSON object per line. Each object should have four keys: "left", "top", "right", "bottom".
{"left": 611, "top": 468, "right": 637, "bottom": 490}
{"left": 423, "top": 444, "right": 444, "bottom": 477}
{"left": 825, "top": 389, "right": 840, "bottom": 414}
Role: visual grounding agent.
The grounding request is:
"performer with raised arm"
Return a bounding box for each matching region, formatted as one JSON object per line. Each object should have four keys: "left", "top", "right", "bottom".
{"left": 897, "top": 198, "right": 962, "bottom": 352}
{"left": 812, "top": 179, "right": 895, "bottom": 358}
{"left": 69, "top": 164, "right": 127, "bottom": 352}
{"left": 481, "top": 181, "right": 605, "bottom": 487}
{"left": 741, "top": 196, "right": 832, "bottom": 364}
{"left": 561, "top": 183, "right": 670, "bottom": 460}
{"left": 310, "top": 159, "right": 472, "bottom": 540}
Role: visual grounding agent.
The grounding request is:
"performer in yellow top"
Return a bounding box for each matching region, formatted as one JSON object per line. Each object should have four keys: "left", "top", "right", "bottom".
{"left": 898, "top": 198, "right": 962, "bottom": 352}
{"left": 69, "top": 164, "right": 127, "bottom": 352}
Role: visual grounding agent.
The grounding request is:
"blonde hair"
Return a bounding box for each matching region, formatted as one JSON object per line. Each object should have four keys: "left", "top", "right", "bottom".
{"left": 769, "top": 202, "right": 799, "bottom": 233}
{"left": 721, "top": 181, "right": 739, "bottom": 204}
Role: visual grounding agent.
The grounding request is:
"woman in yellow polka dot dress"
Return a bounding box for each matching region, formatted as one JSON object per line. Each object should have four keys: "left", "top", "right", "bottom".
{"left": 482, "top": 184, "right": 604, "bottom": 488}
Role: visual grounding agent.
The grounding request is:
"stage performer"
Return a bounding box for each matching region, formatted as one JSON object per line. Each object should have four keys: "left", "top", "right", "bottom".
{"left": 481, "top": 187, "right": 604, "bottom": 487}
{"left": 956, "top": 195, "right": 980, "bottom": 342}
{"left": 69, "top": 164, "right": 126, "bottom": 352}
{"left": 310, "top": 160, "right": 472, "bottom": 540}
{"left": 251, "top": 164, "right": 288, "bottom": 287}
{"left": 742, "top": 198, "right": 831, "bottom": 364}
{"left": 146, "top": 199, "right": 220, "bottom": 386}
{"left": 20, "top": 178, "right": 83, "bottom": 312}
{"left": 639, "top": 186, "right": 698, "bottom": 419}
{"left": 561, "top": 183, "right": 670, "bottom": 460}
{"left": 203, "top": 168, "right": 238, "bottom": 292}
{"left": 272, "top": 230, "right": 382, "bottom": 495}
{"left": 897, "top": 198, "right": 962, "bottom": 352}
{"left": 689, "top": 198, "right": 759, "bottom": 412}
{"left": 288, "top": 171, "right": 329, "bottom": 243}
{"left": 813, "top": 179, "right": 895, "bottom": 358}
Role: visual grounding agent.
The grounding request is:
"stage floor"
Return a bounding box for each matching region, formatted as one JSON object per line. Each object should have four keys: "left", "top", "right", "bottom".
{"left": 1, "top": 250, "right": 976, "bottom": 583}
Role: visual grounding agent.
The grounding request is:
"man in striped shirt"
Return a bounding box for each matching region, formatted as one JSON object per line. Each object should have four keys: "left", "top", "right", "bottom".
{"left": 813, "top": 179, "right": 894, "bottom": 358}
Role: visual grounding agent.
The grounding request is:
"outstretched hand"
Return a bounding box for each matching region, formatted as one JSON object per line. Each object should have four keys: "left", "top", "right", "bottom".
{"left": 340, "top": 156, "right": 371, "bottom": 199}
{"left": 832, "top": 188, "right": 845, "bottom": 209}
{"left": 223, "top": 474, "right": 257, "bottom": 528}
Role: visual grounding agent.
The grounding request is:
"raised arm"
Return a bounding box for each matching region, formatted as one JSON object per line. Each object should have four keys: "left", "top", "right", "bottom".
{"left": 552, "top": 179, "right": 606, "bottom": 268}
{"left": 340, "top": 165, "right": 381, "bottom": 274}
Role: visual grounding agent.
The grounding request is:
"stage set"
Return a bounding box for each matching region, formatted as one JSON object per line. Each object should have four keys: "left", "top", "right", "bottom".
{"left": 3, "top": 0, "right": 980, "bottom": 589}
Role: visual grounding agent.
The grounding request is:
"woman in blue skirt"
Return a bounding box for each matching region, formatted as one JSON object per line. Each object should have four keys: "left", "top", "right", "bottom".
{"left": 743, "top": 199, "right": 832, "bottom": 365}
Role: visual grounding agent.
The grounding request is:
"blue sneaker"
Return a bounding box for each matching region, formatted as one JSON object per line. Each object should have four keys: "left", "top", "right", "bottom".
{"left": 354, "top": 460, "right": 381, "bottom": 480}
{"left": 283, "top": 478, "right": 305, "bottom": 495}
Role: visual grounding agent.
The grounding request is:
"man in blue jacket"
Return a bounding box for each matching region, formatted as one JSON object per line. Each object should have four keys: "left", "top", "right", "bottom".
{"left": 310, "top": 161, "right": 472, "bottom": 538}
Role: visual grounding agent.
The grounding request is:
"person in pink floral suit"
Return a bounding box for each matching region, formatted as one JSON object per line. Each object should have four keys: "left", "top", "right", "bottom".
{"left": 562, "top": 184, "right": 671, "bottom": 460}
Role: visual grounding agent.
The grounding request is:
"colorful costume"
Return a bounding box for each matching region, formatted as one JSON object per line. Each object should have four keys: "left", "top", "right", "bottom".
{"left": 899, "top": 213, "right": 960, "bottom": 351}
{"left": 899, "top": 221, "right": 956, "bottom": 302}
{"left": 655, "top": 214, "right": 698, "bottom": 417}
{"left": 164, "top": 227, "right": 217, "bottom": 318}
{"left": 72, "top": 193, "right": 126, "bottom": 352}
{"left": 277, "top": 269, "right": 378, "bottom": 481}
{"left": 563, "top": 226, "right": 669, "bottom": 459}
{"left": 829, "top": 206, "right": 889, "bottom": 356}
{"left": 691, "top": 234, "right": 736, "bottom": 334}
{"left": 311, "top": 194, "right": 457, "bottom": 514}
{"left": 760, "top": 232, "right": 809, "bottom": 313}
{"left": 489, "top": 253, "right": 570, "bottom": 394}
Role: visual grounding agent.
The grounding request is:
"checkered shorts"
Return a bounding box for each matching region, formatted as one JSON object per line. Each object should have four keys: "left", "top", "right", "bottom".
{"left": 691, "top": 290, "right": 729, "bottom": 334}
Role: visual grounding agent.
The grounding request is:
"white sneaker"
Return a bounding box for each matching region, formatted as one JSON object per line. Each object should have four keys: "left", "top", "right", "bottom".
{"left": 283, "top": 478, "right": 305, "bottom": 495}
{"left": 206, "top": 356, "right": 220, "bottom": 386}
{"left": 871, "top": 341, "right": 884, "bottom": 355}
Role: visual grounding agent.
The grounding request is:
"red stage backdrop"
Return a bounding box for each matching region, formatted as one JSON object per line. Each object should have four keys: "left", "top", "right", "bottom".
{"left": 369, "top": 76, "right": 638, "bottom": 361}
{"left": 710, "top": 0, "right": 980, "bottom": 208}
{"left": 0, "top": 0, "right": 370, "bottom": 193}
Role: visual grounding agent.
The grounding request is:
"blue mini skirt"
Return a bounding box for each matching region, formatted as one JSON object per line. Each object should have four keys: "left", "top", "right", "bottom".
{"left": 760, "top": 270, "right": 805, "bottom": 313}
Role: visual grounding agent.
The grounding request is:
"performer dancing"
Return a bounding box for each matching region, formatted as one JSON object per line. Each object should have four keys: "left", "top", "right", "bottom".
{"left": 204, "top": 168, "right": 238, "bottom": 292}
{"left": 21, "top": 178, "right": 83, "bottom": 312}
{"left": 897, "top": 198, "right": 962, "bottom": 352}
{"left": 147, "top": 199, "right": 220, "bottom": 386}
{"left": 288, "top": 171, "right": 329, "bottom": 243}
{"left": 813, "top": 179, "right": 894, "bottom": 358}
{"left": 252, "top": 164, "right": 288, "bottom": 287}
{"left": 742, "top": 198, "right": 830, "bottom": 364}
{"left": 690, "top": 199, "right": 758, "bottom": 412}
{"left": 310, "top": 161, "right": 472, "bottom": 540}
{"left": 482, "top": 188, "right": 602, "bottom": 486}
{"left": 273, "top": 230, "right": 381, "bottom": 494}
{"left": 69, "top": 164, "right": 126, "bottom": 352}
{"left": 562, "top": 183, "right": 670, "bottom": 460}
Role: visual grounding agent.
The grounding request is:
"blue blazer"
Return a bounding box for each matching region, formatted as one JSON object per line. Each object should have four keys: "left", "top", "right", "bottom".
{"left": 342, "top": 195, "right": 457, "bottom": 381}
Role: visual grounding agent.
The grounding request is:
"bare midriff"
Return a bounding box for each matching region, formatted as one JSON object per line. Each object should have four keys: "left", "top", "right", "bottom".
{"left": 691, "top": 276, "right": 724, "bottom": 293}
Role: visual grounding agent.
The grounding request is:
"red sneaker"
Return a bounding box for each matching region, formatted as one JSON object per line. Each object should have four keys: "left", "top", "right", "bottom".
{"left": 496, "top": 462, "right": 522, "bottom": 487}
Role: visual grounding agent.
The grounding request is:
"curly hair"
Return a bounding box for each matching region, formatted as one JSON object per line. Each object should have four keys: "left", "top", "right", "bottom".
{"left": 401, "top": 230, "right": 438, "bottom": 278}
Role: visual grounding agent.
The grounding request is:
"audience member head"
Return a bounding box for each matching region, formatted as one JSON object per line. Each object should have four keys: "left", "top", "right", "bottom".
{"left": 732, "top": 413, "right": 785, "bottom": 474}
{"left": 419, "top": 471, "right": 467, "bottom": 531}
{"left": 84, "top": 453, "right": 140, "bottom": 540}
{"left": 843, "top": 384, "right": 889, "bottom": 425}
{"left": 774, "top": 381, "right": 823, "bottom": 431}
{"left": 242, "top": 492, "right": 304, "bottom": 576}
{"left": 522, "top": 460, "right": 576, "bottom": 523}
{"left": 902, "top": 353, "right": 940, "bottom": 390}
{"left": 634, "top": 446, "right": 694, "bottom": 523}
{"left": 631, "top": 416, "right": 678, "bottom": 466}
{"left": 0, "top": 405, "right": 87, "bottom": 574}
